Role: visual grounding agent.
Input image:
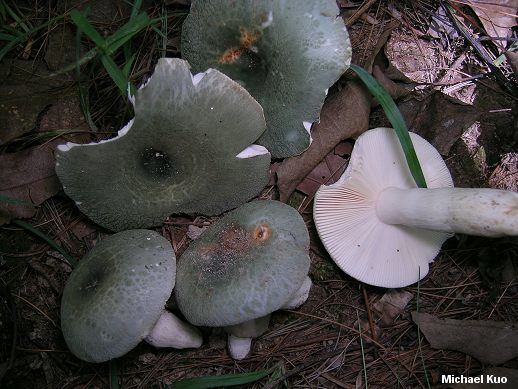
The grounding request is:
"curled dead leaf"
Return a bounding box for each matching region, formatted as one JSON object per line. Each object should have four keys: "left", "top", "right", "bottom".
{"left": 276, "top": 81, "right": 370, "bottom": 202}
{"left": 412, "top": 311, "right": 518, "bottom": 364}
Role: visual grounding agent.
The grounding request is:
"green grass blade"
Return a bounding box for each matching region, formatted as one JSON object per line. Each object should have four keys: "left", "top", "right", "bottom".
{"left": 109, "top": 359, "right": 121, "bottom": 389}
{"left": 357, "top": 310, "right": 369, "bottom": 389}
{"left": 172, "top": 370, "right": 271, "bottom": 389}
{"left": 122, "top": 52, "right": 136, "bottom": 77}
{"left": 101, "top": 55, "right": 132, "bottom": 95}
{"left": 105, "top": 12, "right": 151, "bottom": 52}
{"left": 130, "top": 0, "right": 143, "bottom": 19}
{"left": 0, "top": 14, "right": 65, "bottom": 62}
{"left": 70, "top": 9, "right": 105, "bottom": 48}
{"left": 0, "top": 195, "right": 34, "bottom": 206}
{"left": 0, "top": 32, "right": 18, "bottom": 41}
{"left": 12, "top": 220, "right": 77, "bottom": 267}
{"left": 350, "top": 64, "right": 427, "bottom": 188}
{"left": 4, "top": 1, "right": 30, "bottom": 33}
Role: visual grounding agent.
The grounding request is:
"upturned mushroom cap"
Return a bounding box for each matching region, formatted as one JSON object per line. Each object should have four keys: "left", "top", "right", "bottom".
{"left": 175, "top": 200, "right": 310, "bottom": 327}
{"left": 61, "top": 230, "right": 175, "bottom": 362}
{"left": 55, "top": 58, "right": 270, "bottom": 231}
{"left": 182, "top": 0, "right": 351, "bottom": 158}
{"left": 314, "top": 128, "right": 454, "bottom": 288}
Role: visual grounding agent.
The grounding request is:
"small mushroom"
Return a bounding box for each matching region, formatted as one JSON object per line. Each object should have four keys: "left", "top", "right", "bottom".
{"left": 314, "top": 127, "right": 518, "bottom": 288}
{"left": 56, "top": 58, "right": 270, "bottom": 231}
{"left": 61, "top": 229, "right": 202, "bottom": 363}
{"left": 182, "top": 0, "right": 352, "bottom": 158}
{"left": 175, "top": 200, "right": 311, "bottom": 359}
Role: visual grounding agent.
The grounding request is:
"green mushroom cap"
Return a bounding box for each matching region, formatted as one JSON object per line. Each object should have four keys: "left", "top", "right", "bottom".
{"left": 56, "top": 58, "right": 270, "bottom": 231}
{"left": 61, "top": 230, "right": 175, "bottom": 363}
{"left": 175, "top": 200, "right": 310, "bottom": 327}
{"left": 182, "top": 0, "right": 352, "bottom": 158}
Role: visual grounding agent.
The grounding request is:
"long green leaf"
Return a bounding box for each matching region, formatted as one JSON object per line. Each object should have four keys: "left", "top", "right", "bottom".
{"left": 70, "top": 9, "right": 105, "bottom": 48}
{"left": 105, "top": 12, "right": 151, "bottom": 52}
{"left": 172, "top": 370, "right": 271, "bottom": 389}
{"left": 12, "top": 220, "right": 77, "bottom": 267}
{"left": 350, "top": 64, "right": 427, "bottom": 188}
{"left": 0, "top": 14, "right": 65, "bottom": 62}
{"left": 101, "top": 55, "right": 131, "bottom": 95}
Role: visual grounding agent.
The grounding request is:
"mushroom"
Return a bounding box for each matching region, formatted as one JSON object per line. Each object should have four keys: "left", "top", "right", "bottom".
{"left": 313, "top": 127, "right": 518, "bottom": 288}
{"left": 61, "top": 229, "right": 202, "bottom": 363}
{"left": 55, "top": 58, "right": 270, "bottom": 231}
{"left": 175, "top": 200, "right": 312, "bottom": 359}
{"left": 181, "top": 0, "right": 352, "bottom": 158}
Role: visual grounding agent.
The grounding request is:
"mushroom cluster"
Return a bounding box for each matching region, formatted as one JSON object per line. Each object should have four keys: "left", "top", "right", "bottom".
{"left": 57, "top": 0, "right": 352, "bottom": 363}
{"left": 314, "top": 127, "right": 518, "bottom": 288}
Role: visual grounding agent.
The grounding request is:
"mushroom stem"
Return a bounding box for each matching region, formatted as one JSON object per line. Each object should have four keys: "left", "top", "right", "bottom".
{"left": 376, "top": 187, "right": 518, "bottom": 237}
{"left": 145, "top": 310, "right": 203, "bottom": 349}
{"left": 283, "top": 276, "right": 312, "bottom": 310}
{"left": 225, "top": 315, "right": 271, "bottom": 360}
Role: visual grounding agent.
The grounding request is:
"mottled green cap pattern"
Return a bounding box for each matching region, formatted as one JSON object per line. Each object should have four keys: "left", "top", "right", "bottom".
{"left": 56, "top": 58, "right": 270, "bottom": 231}
{"left": 61, "top": 230, "right": 175, "bottom": 363}
{"left": 175, "top": 200, "right": 310, "bottom": 327}
{"left": 182, "top": 0, "right": 352, "bottom": 157}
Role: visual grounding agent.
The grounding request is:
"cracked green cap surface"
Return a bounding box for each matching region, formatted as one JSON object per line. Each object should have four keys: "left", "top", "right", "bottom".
{"left": 56, "top": 58, "right": 270, "bottom": 231}
{"left": 175, "top": 200, "right": 310, "bottom": 327}
{"left": 182, "top": 0, "right": 352, "bottom": 158}
{"left": 61, "top": 230, "right": 175, "bottom": 363}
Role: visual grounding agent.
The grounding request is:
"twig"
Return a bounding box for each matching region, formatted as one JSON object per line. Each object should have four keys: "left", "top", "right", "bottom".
{"left": 263, "top": 347, "right": 355, "bottom": 389}
{"left": 441, "top": 1, "right": 517, "bottom": 96}
{"left": 345, "top": 0, "right": 378, "bottom": 26}
{"left": 361, "top": 285, "right": 378, "bottom": 343}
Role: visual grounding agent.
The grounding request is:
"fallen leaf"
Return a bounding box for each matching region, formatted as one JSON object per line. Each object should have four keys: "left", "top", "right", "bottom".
{"left": 44, "top": 25, "right": 78, "bottom": 72}
{"left": 427, "top": 6, "right": 459, "bottom": 41}
{"left": 276, "top": 81, "right": 370, "bottom": 202}
{"left": 398, "top": 91, "right": 480, "bottom": 155}
{"left": 438, "top": 367, "right": 518, "bottom": 388}
{"left": 468, "top": 0, "right": 518, "bottom": 42}
{"left": 0, "top": 141, "right": 62, "bottom": 223}
{"left": 373, "top": 65, "right": 412, "bottom": 101}
{"left": 373, "top": 290, "right": 413, "bottom": 326}
{"left": 489, "top": 152, "right": 518, "bottom": 191}
{"left": 412, "top": 311, "right": 518, "bottom": 364}
{"left": 187, "top": 225, "right": 207, "bottom": 240}
{"left": 385, "top": 29, "right": 442, "bottom": 84}
{"left": 295, "top": 146, "right": 350, "bottom": 197}
{"left": 0, "top": 60, "right": 75, "bottom": 145}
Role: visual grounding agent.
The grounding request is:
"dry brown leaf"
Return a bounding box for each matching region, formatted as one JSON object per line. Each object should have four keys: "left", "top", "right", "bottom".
{"left": 468, "top": 0, "right": 518, "bottom": 41}
{"left": 0, "top": 141, "right": 62, "bottom": 223}
{"left": 276, "top": 81, "right": 370, "bottom": 202}
{"left": 412, "top": 311, "right": 518, "bottom": 364}
{"left": 398, "top": 91, "right": 480, "bottom": 155}
{"left": 373, "top": 290, "right": 413, "bottom": 326}
{"left": 385, "top": 29, "right": 442, "bottom": 84}
{"left": 295, "top": 144, "right": 351, "bottom": 198}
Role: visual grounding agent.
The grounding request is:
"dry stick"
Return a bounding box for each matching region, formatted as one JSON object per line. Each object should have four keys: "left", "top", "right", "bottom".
{"left": 440, "top": 0, "right": 517, "bottom": 96}
{"left": 361, "top": 285, "right": 378, "bottom": 343}
{"left": 287, "top": 310, "right": 387, "bottom": 351}
{"left": 262, "top": 347, "right": 357, "bottom": 389}
{"left": 345, "top": 0, "right": 378, "bottom": 26}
